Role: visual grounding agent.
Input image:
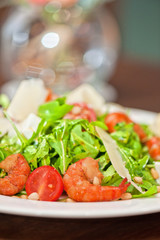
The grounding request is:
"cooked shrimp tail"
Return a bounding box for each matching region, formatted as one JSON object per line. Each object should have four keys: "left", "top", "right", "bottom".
{"left": 63, "top": 157, "right": 130, "bottom": 202}
{"left": 0, "top": 153, "right": 30, "bottom": 196}
{"left": 119, "top": 178, "right": 131, "bottom": 193}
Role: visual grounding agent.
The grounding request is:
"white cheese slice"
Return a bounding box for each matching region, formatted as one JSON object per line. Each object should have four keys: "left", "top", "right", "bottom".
{"left": 7, "top": 78, "right": 47, "bottom": 122}
{"left": 0, "top": 113, "right": 41, "bottom": 140}
{"left": 0, "top": 117, "right": 13, "bottom": 136}
{"left": 95, "top": 126, "right": 143, "bottom": 193}
{"left": 155, "top": 162, "right": 160, "bottom": 184}
{"left": 0, "top": 117, "right": 22, "bottom": 138}
{"left": 100, "top": 102, "right": 127, "bottom": 115}
{"left": 19, "top": 113, "right": 41, "bottom": 139}
{"left": 150, "top": 113, "right": 160, "bottom": 137}
{"left": 66, "top": 84, "right": 106, "bottom": 115}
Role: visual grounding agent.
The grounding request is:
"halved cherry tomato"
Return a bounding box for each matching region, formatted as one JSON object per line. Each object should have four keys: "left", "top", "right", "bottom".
{"left": 146, "top": 137, "right": 160, "bottom": 161}
{"left": 105, "top": 112, "right": 147, "bottom": 142}
{"left": 105, "top": 112, "right": 131, "bottom": 133}
{"left": 64, "top": 102, "right": 97, "bottom": 122}
{"left": 45, "top": 88, "right": 53, "bottom": 102}
{"left": 29, "top": 0, "right": 78, "bottom": 7}
{"left": 133, "top": 123, "right": 147, "bottom": 143}
{"left": 25, "top": 166, "right": 63, "bottom": 201}
{"left": 45, "top": 88, "right": 58, "bottom": 102}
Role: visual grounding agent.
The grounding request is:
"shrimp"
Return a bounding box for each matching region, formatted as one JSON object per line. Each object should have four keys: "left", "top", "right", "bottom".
{"left": 0, "top": 153, "right": 30, "bottom": 196}
{"left": 63, "top": 157, "right": 130, "bottom": 202}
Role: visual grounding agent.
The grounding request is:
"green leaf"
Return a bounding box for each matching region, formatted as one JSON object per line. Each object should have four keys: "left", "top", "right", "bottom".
{"left": 23, "top": 145, "right": 37, "bottom": 169}
{"left": 0, "top": 94, "right": 10, "bottom": 109}
{"left": 3, "top": 111, "right": 27, "bottom": 149}
{"left": 97, "top": 112, "right": 108, "bottom": 123}
{"left": 138, "top": 155, "right": 149, "bottom": 169}
{"left": 98, "top": 153, "right": 110, "bottom": 171}
{"left": 103, "top": 165, "right": 115, "bottom": 176}
{"left": 0, "top": 135, "right": 21, "bottom": 156}
{"left": 91, "top": 121, "right": 108, "bottom": 130}
{"left": 38, "top": 97, "right": 73, "bottom": 120}
{"left": 71, "top": 124, "right": 99, "bottom": 159}
{"left": 51, "top": 140, "right": 70, "bottom": 174}
{"left": 34, "top": 138, "right": 50, "bottom": 159}
{"left": 132, "top": 186, "right": 157, "bottom": 198}
{"left": 51, "top": 121, "right": 71, "bottom": 174}
{"left": 27, "top": 119, "right": 46, "bottom": 145}
{"left": 102, "top": 173, "right": 122, "bottom": 186}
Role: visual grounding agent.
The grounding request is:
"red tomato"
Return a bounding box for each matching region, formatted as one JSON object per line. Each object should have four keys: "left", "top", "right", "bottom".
{"left": 45, "top": 88, "right": 59, "bottom": 102}
{"left": 28, "top": 0, "right": 50, "bottom": 5}
{"left": 45, "top": 88, "right": 53, "bottom": 102}
{"left": 105, "top": 112, "right": 147, "bottom": 142}
{"left": 25, "top": 166, "right": 63, "bottom": 201}
{"left": 64, "top": 103, "right": 97, "bottom": 122}
{"left": 29, "top": 0, "right": 77, "bottom": 7}
{"left": 105, "top": 112, "right": 131, "bottom": 133}
{"left": 146, "top": 137, "right": 160, "bottom": 161}
{"left": 133, "top": 123, "right": 147, "bottom": 142}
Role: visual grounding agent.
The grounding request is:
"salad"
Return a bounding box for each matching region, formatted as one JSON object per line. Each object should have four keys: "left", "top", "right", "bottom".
{"left": 0, "top": 78, "right": 160, "bottom": 202}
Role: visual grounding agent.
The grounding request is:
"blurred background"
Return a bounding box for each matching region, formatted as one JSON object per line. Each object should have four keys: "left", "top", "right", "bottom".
{"left": 0, "top": 0, "right": 160, "bottom": 111}
{"left": 116, "top": 0, "right": 160, "bottom": 63}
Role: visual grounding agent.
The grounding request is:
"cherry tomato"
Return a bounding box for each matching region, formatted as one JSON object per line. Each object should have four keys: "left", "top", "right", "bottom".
{"left": 146, "top": 137, "right": 160, "bottom": 161}
{"left": 105, "top": 112, "right": 147, "bottom": 142}
{"left": 45, "top": 88, "right": 53, "bottom": 102}
{"left": 28, "top": 0, "right": 50, "bottom": 5}
{"left": 25, "top": 166, "right": 63, "bottom": 201}
{"left": 133, "top": 123, "right": 147, "bottom": 142}
{"left": 45, "top": 88, "right": 59, "bottom": 102}
{"left": 29, "top": 0, "right": 77, "bottom": 7}
{"left": 105, "top": 112, "right": 131, "bottom": 133}
{"left": 64, "top": 103, "right": 97, "bottom": 122}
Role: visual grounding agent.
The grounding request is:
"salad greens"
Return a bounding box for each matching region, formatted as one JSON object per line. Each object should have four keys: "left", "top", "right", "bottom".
{"left": 98, "top": 122, "right": 158, "bottom": 196}
{"left": 0, "top": 94, "right": 10, "bottom": 109}
{"left": 0, "top": 97, "right": 159, "bottom": 199}
{"left": 38, "top": 97, "right": 73, "bottom": 121}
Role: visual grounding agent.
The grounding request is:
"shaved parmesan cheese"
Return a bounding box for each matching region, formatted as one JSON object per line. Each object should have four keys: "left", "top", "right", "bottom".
{"left": 19, "top": 113, "right": 41, "bottom": 139}
{"left": 0, "top": 117, "right": 22, "bottom": 137}
{"left": 0, "top": 113, "right": 41, "bottom": 140}
{"left": 150, "top": 113, "right": 160, "bottom": 137}
{"left": 7, "top": 78, "right": 47, "bottom": 122}
{"left": 100, "top": 102, "right": 126, "bottom": 115}
{"left": 95, "top": 126, "right": 143, "bottom": 193}
{"left": 155, "top": 162, "right": 160, "bottom": 185}
{"left": 66, "top": 84, "right": 105, "bottom": 115}
{"left": 0, "top": 118, "right": 13, "bottom": 136}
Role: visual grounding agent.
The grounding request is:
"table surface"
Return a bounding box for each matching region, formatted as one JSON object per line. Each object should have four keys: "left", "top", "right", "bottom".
{"left": 0, "top": 57, "right": 160, "bottom": 239}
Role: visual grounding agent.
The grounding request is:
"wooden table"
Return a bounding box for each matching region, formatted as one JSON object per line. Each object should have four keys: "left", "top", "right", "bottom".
{"left": 0, "top": 57, "right": 160, "bottom": 239}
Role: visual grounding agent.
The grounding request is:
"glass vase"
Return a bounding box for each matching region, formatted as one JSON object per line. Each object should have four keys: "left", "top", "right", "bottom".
{"left": 1, "top": 0, "right": 120, "bottom": 100}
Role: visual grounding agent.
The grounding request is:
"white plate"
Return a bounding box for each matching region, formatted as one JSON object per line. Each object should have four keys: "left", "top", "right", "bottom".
{"left": 0, "top": 108, "right": 159, "bottom": 219}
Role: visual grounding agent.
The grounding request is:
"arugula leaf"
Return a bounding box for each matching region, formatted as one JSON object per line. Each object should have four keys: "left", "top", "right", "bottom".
{"left": 102, "top": 173, "right": 122, "bottom": 186}
{"left": 0, "top": 94, "right": 10, "bottom": 109}
{"left": 132, "top": 185, "right": 157, "bottom": 198}
{"left": 51, "top": 120, "right": 72, "bottom": 174}
{"left": 91, "top": 121, "right": 108, "bottom": 131}
{"left": 23, "top": 145, "right": 37, "bottom": 169}
{"left": 27, "top": 119, "right": 46, "bottom": 145}
{"left": 97, "top": 112, "right": 108, "bottom": 123}
{"left": 3, "top": 111, "right": 27, "bottom": 149}
{"left": 98, "top": 153, "right": 110, "bottom": 171}
{"left": 71, "top": 124, "right": 99, "bottom": 160}
{"left": 38, "top": 97, "right": 73, "bottom": 120}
